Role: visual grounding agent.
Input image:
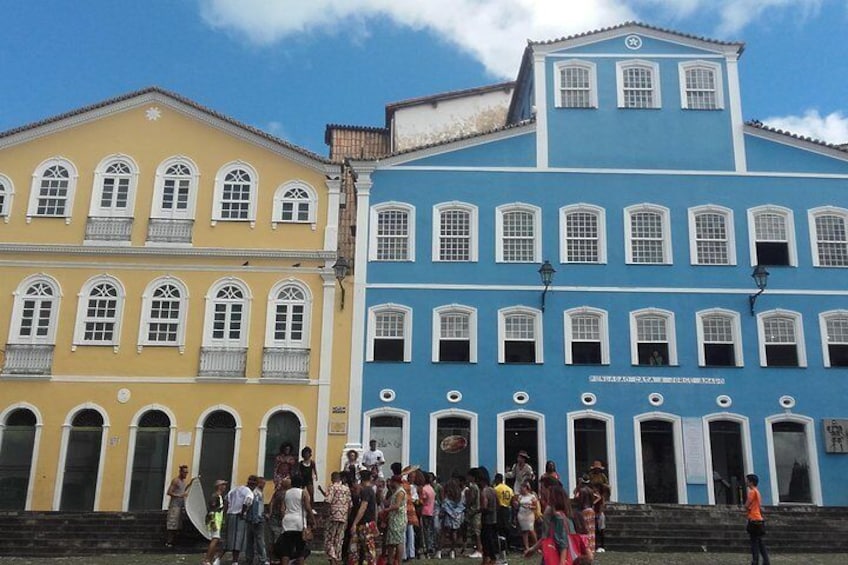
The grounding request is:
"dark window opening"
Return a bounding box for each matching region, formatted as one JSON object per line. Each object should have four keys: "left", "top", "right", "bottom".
{"left": 765, "top": 344, "right": 798, "bottom": 367}
{"left": 374, "top": 338, "right": 404, "bottom": 361}
{"left": 756, "top": 242, "right": 790, "bottom": 266}
{"left": 505, "top": 341, "right": 535, "bottom": 363}
{"left": 637, "top": 343, "right": 668, "bottom": 366}
{"left": 828, "top": 344, "right": 848, "bottom": 367}
{"left": 704, "top": 343, "right": 736, "bottom": 366}
{"left": 439, "top": 340, "right": 470, "bottom": 362}
{"left": 0, "top": 409, "right": 37, "bottom": 510}
{"left": 571, "top": 341, "right": 602, "bottom": 364}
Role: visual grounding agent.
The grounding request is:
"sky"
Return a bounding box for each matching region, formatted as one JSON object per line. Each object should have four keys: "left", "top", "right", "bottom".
{"left": 0, "top": 0, "right": 847, "bottom": 155}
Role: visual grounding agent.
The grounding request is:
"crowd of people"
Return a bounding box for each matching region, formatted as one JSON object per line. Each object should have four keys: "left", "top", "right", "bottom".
{"left": 182, "top": 441, "right": 611, "bottom": 565}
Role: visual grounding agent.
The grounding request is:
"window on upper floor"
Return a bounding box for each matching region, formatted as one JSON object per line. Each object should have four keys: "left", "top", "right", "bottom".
{"left": 203, "top": 280, "right": 250, "bottom": 348}
{"left": 625, "top": 204, "right": 672, "bottom": 264}
{"left": 555, "top": 60, "right": 598, "bottom": 109}
{"left": 679, "top": 61, "right": 724, "bottom": 110}
{"left": 91, "top": 156, "right": 138, "bottom": 217}
{"left": 139, "top": 278, "right": 188, "bottom": 350}
{"left": 496, "top": 203, "right": 541, "bottom": 263}
{"left": 809, "top": 207, "right": 848, "bottom": 267}
{"left": 560, "top": 204, "right": 606, "bottom": 264}
{"left": 273, "top": 181, "right": 318, "bottom": 226}
{"left": 152, "top": 157, "right": 199, "bottom": 219}
{"left": 8, "top": 275, "right": 61, "bottom": 345}
{"left": 433, "top": 202, "right": 478, "bottom": 262}
{"left": 564, "top": 307, "right": 609, "bottom": 365}
{"left": 370, "top": 203, "right": 415, "bottom": 262}
{"left": 72, "top": 276, "right": 125, "bottom": 349}
{"left": 821, "top": 311, "right": 848, "bottom": 368}
{"left": 213, "top": 163, "right": 257, "bottom": 222}
{"left": 631, "top": 309, "right": 677, "bottom": 366}
{"left": 696, "top": 309, "right": 743, "bottom": 367}
{"left": 28, "top": 158, "right": 78, "bottom": 220}
{"left": 617, "top": 60, "right": 661, "bottom": 109}
{"left": 0, "top": 174, "right": 13, "bottom": 220}
{"left": 266, "top": 282, "right": 311, "bottom": 348}
{"left": 748, "top": 205, "right": 796, "bottom": 267}
{"left": 688, "top": 205, "right": 735, "bottom": 265}
{"left": 433, "top": 305, "right": 477, "bottom": 363}
{"left": 758, "top": 310, "right": 806, "bottom": 367}
{"left": 499, "top": 307, "right": 543, "bottom": 364}
{"left": 368, "top": 305, "right": 412, "bottom": 362}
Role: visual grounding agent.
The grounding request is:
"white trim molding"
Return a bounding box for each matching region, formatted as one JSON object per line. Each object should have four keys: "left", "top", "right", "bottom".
{"left": 121, "top": 404, "right": 177, "bottom": 511}
{"left": 819, "top": 309, "right": 848, "bottom": 368}
{"left": 264, "top": 279, "right": 312, "bottom": 348}
{"left": 624, "top": 203, "right": 672, "bottom": 265}
{"left": 496, "top": 203, "right": 542, "bottom": 263}
{"left": 808, "top": 206, "right": 848, "bottom": 268}
{"left": 0, "top": 172, "right": 16, "bottom": 222}
{"left": 363, "top": 407, "right": 411, "bottom": 468}
{"left": 616, "top": 60, "right": 662, "bottom": 109}
{"left": 678, "top": 60, "right": 724, "bottom": 110}
{"left": 564, "top": 307, "right": 610, "bottom": 365}
{"left": 201, "top": 277, "right": 252, "bottom": 349}
{"left": 429, "top": 408, "right": 479, "bottom": 475}
{"left": 7, "top": 273, "right": 62, "bottom": 346}
{"left": 432, "top": 304, "right": 478, "bottom": 363}
{"left": 764, "top": 413, "right": 823, "bottom": 506}
{"left": 27, "top": 156, "right": 79, "bottom": 223}
{"left": 150, "top": 155, "right": 200, "bottom": 220}
{"left": 211, "top": 160, "right": 259, "bottom": 225}
{"left": 367, "top": 303, "right": 413, "bottom": 363}
{"left": 257, "top": 405, "right": 308, "bottom": 479}
{"left": 629, "top": 308, "right": 678, "bottom": 366}
{"left": 695, "top": 308, "right": 744, "bottom": 367}
{"left": 432, "top": 201, "right": 479, "bottom": 262}
{"left": 53, "top": 402, "right": 110, "bottom": 510}
{"left": 191, "top": 405, "right": 243, "bottom": 489}
{"left": 566, "top": 410, "right": 618, "bottom": 501}
{"left": 0, "top": 402, "right": 43, "bottom": 510}
{"left": 756, "top": 309, "right": 807, "bottom": 368}
{"left": 747, "top": 205, "right": 797, "bottom": 267}
{"left": 701, "top": 412, "right": 753, "bottom": 505}
{"left": 633, "top": 411, "right": 687, "bottom": 504}
{"left": 560, "top": 204, "right": 606, "bottom": 264}
{"left": 496, "top": 410, "right": 546, "bottom": 479}
{"left": 553, "top": 59, "right": 598, "bottom": 109}
{"left": 89, "top": 154, "right": 140, "bottom": 219}
{"left": 72, "top": 274, "right": 127, "bottom": 352}
{"left": 138, "top": 276, "right": 190, "bottom": 353}
{"left": 498, "top": 305, "right": 544, "bottom": 364}
{"left": 272, "top": 180, "right": 318, "bottom": 229}
{"left": 688, "top": 205, "right": 736, "bottom": 266}
{"left": 369, "top": 201, "right": 416, "bottom": 262}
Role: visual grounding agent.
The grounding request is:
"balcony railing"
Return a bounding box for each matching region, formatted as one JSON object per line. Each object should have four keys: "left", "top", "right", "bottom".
{"left": 199, "top": 347, "right": 247, "bottom": 378}
{"left": 84, "top": 217, "right": 133, "bottom": 242}
{"left": 2, "top": 344, "right": 54, "bottom": 375}
{"left": 147, "top": 219, "right": 193, "bottom": 244}
{"left": 262, "top": 347, "right": 310, "bottom": 379}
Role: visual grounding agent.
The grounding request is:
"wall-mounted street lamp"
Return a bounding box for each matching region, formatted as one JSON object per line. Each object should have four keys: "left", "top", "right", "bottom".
{"left": 333, "top": 256, "right": 350, "bottom": 310}
{"left": 538, "top": 260, "right": 556, "bottom": 312}
{"left": 749, "top": 264, "right": 769, "bottom": 316}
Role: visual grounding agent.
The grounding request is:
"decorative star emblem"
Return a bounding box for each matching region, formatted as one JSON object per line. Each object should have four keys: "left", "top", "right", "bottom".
{"left": 625, "top": 35, "right": 642, "bottom": 50}
{"left": 145, "top": 106, "right": 162, "bottom": 121}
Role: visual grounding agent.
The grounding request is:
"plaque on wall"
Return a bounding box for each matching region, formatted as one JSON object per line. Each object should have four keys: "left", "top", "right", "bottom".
{"left": 823, "top": 419, "right": 848, "bottom": 453}
{"left": 683, "top": 417, "right": 707, "bottom": 484}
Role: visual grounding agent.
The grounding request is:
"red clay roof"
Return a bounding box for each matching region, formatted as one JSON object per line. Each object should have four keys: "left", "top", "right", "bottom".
{"left": 746, "top": 120, "right": 848, "bottom": 154}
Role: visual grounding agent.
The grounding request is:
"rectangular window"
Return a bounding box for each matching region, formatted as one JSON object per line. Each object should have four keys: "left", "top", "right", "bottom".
{"left": 438, "top": 313, "right": 470, "bottom": 362}
{"left": 560, "top": 66, "right": 591, "bottom": 108}
{"left": 148, "top": 300, "right": 180, "bottom": 343}
{"left": 622, "top": 66, "right": 655, "bottom": 109}
{"left": 826, "top": 317, "right": 848, "bottom": 367}
{"left": 564, "top": 212, "right": 599, "bottom": 263}
{"left": 571, "top": 315, "right": 602, "bottom": 364}
{"left": 504, "top": 315, "right": 536, "bottom": 363}
{"left": 281, "top": 201, "right": 310, "bottom": 222}
{"left": 695, "top": 213, "right": 729, "bottom": 265}
{"left": 763, "top": 317, "right": 798, "bottom": 367}
{"left": 754, "top": 213, "right": 790, "bottom": 266}
{"left": 636, "top": 316, "right": 668, "bottom": 366}
{"left": 37, "top": 178, "right": 69, "bottom": 216}
{"left": 702, "top": 316, "right": 736, "bottom": 366}
{"left": 162, "top": 179, "right": 190, "bottom": 211}
{"left": 684, "top": 67, "right": 717, "bottom": 110}
{"left": 439, "top": 210, "right": 471, "bottom": 261}
{"left": 502, "top": 211, "right": 535, "bottom": 262}
{"left": 83, "top": 296, "right": 117, "bottom": 342}
{"left": 373, "top": 311, "right": 405, "bottom": 361}
{"left": 376, "top": 210, "right": 410, "bottom": 261}
{"left": 274, "top": 304, "right": 304, "bottom": 342}
{"left": 815, "top": 215, "right": 848, "bottom": 267}
{"left": 630, "top": 211, "right": 666, "bottom": 263}
{"left": 221, "top": 184, "right": 251, "bottom": 220}
{"left": 100, "top": 177, "right": 130, "bottom": 210}
{"left": 20, "top": 299, "right": 52, "bottom": 338}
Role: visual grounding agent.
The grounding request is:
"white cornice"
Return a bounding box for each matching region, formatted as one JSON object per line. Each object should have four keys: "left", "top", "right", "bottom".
{"left": 532, "top": 26, "right": 740, "bottom": 57}
{"left": 0, "top": 259, "right": 326, "bottom": 274}
{"left": 0, "top": 243, "right": 336, "bottom": 260}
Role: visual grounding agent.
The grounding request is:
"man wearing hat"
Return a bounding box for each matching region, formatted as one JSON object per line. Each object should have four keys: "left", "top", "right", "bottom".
{"left": 165, "top": 464, "right": 190, "bottom": 547}
{"left": 506, "top": 451, "right": 535, "bottom": 491}
{"left": 588, "top": 461, "right": 609, "bottom": 489}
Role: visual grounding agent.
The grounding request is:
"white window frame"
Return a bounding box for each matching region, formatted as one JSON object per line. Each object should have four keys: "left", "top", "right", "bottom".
{"left": 629, "top": 308, "right": 678, "bottom": 366}
{"left": 495, "top": 203, "right": 542, "bottom": 263}
{"left": 808, "top": 206, "right": 848, "bottom": 268}
{"left": 633, "top": 412, "right": 687, "bottom": 504}
{"left": 747, "top": 205, "right": 797, "bottom": 267}
{"left": 72, "top": 275, "right": 126, "bottom": 351}
{"left": 564, "top": 307, "right": 610, "bottom": 365}
{"left": 27, "top": 157, "right": 78, "bottom": 223}
{"left": 202, "top": 278, "right": 252, "bottom": 348}
{"left": 212, "top": 161, "right": 259, "bottom": 225}
{"left": 678, "top": 60, "right": 724, "bottom": 110}
{"left": 265, "top": 279, "right": 312, "bottom": 348}
{"left": 367, "top": 304, "right": 413, "bottom": 362}
{"left": 150, "top": 156, "right": 200, "bottom": 220}
{"left": 616, "top": 60, "right": 662, "bottom": 109}
{"left": 432, "top": 202, "right": 479, "bottom": 262}
{"left": 138, "top": 276, "right": 189, "bottom": 352}
{"left": 688, "top": 205, "right": 736, "bottom": 265}
{"left": 624, "top": 204, "right": 672, "bottom": 265}
{"left": 369, "top": 202, "right": 416, "bottom": 262}
{"left": 554, "top": 59, "right": 598, "bottom": 109}
{"left": 432, "top": 304, "right": 478, "bottom": 363}
{"left": 764, "top": 413, "right": 823, "bottom": 506}
{"left": 0, "top": 173, "right": 15, "bottom": 222}
{"left": 497, "top": 306, "right": 544, "bottom": 364}
{"left": 560, "top": 204, "right": 606, "bottom": 264}
{"left": 756, "top": 309, "right": 807, "bottom": 368}
{"left": 272, "top": 180, "right": 318, "bottom": 227}
{"left": 696, "top": 308, "right": 743, "bottom": 367}
{"left": 89, "top": 154, "right": 139, "bottom": 218}
{"left": 7, "top": 274, "right": 62, "bottom": 345}
{"left": 819, "top": 310, "right": 848, "bottom": 368}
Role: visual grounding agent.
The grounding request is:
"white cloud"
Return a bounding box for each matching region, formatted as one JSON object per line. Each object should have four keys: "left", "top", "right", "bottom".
{"left": 763, "top": 110, "right": 848, "bottom": 145}
{"left": 198, "top": 0, "right": 823, "bottom": 78}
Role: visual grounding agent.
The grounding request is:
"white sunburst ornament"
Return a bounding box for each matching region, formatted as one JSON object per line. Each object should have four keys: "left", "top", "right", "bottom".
{"left": 145, "top": 106, "right": 162, "bottom": 121}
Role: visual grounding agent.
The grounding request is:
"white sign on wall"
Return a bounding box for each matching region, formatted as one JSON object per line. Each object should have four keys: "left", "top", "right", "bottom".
{"left": 683, "top": 417, "right": 707, "bottom": 484}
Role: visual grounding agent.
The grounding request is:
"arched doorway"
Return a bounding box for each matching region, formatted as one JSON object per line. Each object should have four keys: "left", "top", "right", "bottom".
{"left": 263, "top": 411, "right": 301, "bottom": 479}
{"left": 128, "top": 410, "right": 172, "bottom": 510}
{"left": 708, "top": 420, "right": 745, "bottom": 504}
{"left": 435, "top": 416, "right": 472, "bottom": 480}
{"left": 502, "top": 417, "right": 538, "bottom": 488}
{"left": 370, "top": 415, "right": 404, "bottom": 470}
{"left": 638, "top": 419, "right": 681, "bottom": 504}
{"left": 60, "top": 409, "right": 104, "bottom": 511}
{"left": 574, "top": 417, "right": 609, "bottom": 484}
{"left": 198, "top": 410, "right": 236, "bottom": 500}
{"left": 0, "top": 408, "right": 38, "bottom": 510}
{"left": 771, "top": 421, "right": 813, "bottom": 504}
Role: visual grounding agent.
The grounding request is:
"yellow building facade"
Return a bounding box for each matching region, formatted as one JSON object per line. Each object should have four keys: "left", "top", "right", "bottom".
{"left": 0, "top": 88, "right": 353, "bottom": 511}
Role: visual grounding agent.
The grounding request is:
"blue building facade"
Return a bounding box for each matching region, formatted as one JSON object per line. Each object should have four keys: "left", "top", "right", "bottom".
{"left": 344, "top": 23, "right": 848, "bottom": 506}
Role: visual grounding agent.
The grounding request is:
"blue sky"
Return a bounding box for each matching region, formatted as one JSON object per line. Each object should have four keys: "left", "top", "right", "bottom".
{"left": 1, "top": 0, "right": 847, "bottom": 154}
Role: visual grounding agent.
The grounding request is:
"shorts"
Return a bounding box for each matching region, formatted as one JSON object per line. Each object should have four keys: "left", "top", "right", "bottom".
{"left": 467, "top": 513, "right": 482, "bottom": 536}
{"left": 207, "top": 512, "right": 224, "bottom": 540}
{"left": 481, "top": 524, "right": 498, "bottom": 558}
{"left": 225, "top": 515, "right": 248, "bottom": 551}
{"left": 275, "top": 530, "right": 306, "bottom": 559}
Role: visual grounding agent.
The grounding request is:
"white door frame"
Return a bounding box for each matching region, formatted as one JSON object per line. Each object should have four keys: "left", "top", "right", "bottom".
{"left": 191, "top": 405, "right": 242, "bottom": 488}
{"left": 497, "top": 410, "right": 546, "bottom": 479}
{"left": 257, "top": 405, "right": 308, "bottom": 479}
{"left": 53, "top": 402, "right": 110, "bottom": 511}
{"left": 121, "top": 404, "right": 177, "bottom": 511}
{"left": 633, "top": 411, "right": 687, "bottom": 504}
{"left": 764, "top": 413, "right": 823, "bottom": 506}
{"left": 429, "top": 409, "right": 479, "bottom": 475}
{"left": 0, "top": 402, "right": 43, "bottom": 510}
{"left": 362, "top": 407, "right": 411, "bottom": 469}
{"left": 702, "top": 412, "right": 753, "bottom": 505}
{"left": 567, "top": 410, "right": 618, "bottom": 501}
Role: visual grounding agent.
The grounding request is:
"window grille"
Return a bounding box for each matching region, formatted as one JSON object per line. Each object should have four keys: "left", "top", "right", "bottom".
{"left": 694, "top": 212, "right": 729, "bottom": 264}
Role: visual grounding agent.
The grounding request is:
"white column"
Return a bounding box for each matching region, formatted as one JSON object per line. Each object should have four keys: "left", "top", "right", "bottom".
{"left": 533, "top": 51, "right": 549, "bottom": 169}
{"left": 725, "top": 54, "right": 747, "bottom": 173}
{"left": 313, "top": 272, "right": 336, "bottom": 500}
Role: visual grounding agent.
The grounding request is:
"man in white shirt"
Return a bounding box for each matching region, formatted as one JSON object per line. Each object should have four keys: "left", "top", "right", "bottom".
{"left": 225, "top": 475, "right": 256, "bottom": 564}
{"left": 360, "top": 439, "right": 385, "bottom": 478}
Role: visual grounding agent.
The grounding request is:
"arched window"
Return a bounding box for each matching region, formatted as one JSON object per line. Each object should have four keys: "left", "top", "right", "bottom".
{"left": 496, "top": 203, "right": 541, "bottom": 263}
{"left": 757, "top": 310, "right": 806, "bottom": 367}
{"left": 73, "top": 276, "right": 125, "bottom": 349}
{"left": 432, "top": 202, "right": 478, "bottom": 262}
{"left": 8, "top": 275, "right": 61, "bottom": 345}
{"left": 560, "top": 204, "right": 606, "bottom": 263}
{"left": 748, "top": 205, "right": 796, "bottom": 267}
{"left": 630, "top": 308, "right": 678, "bottom": 366}
{"left": 213, "top": 163, "right": 257, "bottom": 222}
{"left": 679, "top": 61, "right": 723, "bottom": 110}
{"left": 266, "top": 282, "right": 310, "bottom": 348}
{"left": 139, "top": 277, "right": 188, "bottom": 351}
{"left": 59, "top": 408, "right": 106, "bottom": 511}
{"left": 625, "top": 204, "right": 672, "bottom": 264}
{"left": 809, "top": 207, "right": 848, "bottom": 267}
{"left": 498, "top": 306, "right": 543, "bottom": 364}
{"left": 554, "top": 60, "right": 597, "bottom": 108}
{"left": 273, "top": 181, "right": 317, "bottom": 225}
{"left": 689, "top": 205, "right": 735, "bottom": 265}
{"left": 0, "top": 407, "right": 39, "bottom": 510}
{"left": 367, "top": 304, "right": 413, "bottom": 362}
{"left": 128, "top": 409, "right": 172, "bottom": 511}
{"left": 433, "top": 305, "right": 477, "bottom": 363}
{"left": 90, "top": 156, "right": 138, "bottom": 217}
{"left": 370, "top": 202, "right": 416, "bottom": 261}
{"left": 564, "top": 307, "right": 609, "bottom": 365}
{"left": 0, "top": 173, "right": 14, "bottom": 220}
{"left": 203, "top": 280, "right": 250, "bottom": 348}
{"left": 696, "top": 309, "right": 743, "bottom": 367}
{"left": 820, "top": 310, "right": 848, "bottom": 367}
{"left": 151, "top": 157, "right": 199, "bottom": 219}
{"left": 28, "top": 158, "right": 78, "bottom": 220}
{"left": 617, "top": 60, "right": 661, "bottom": 109}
